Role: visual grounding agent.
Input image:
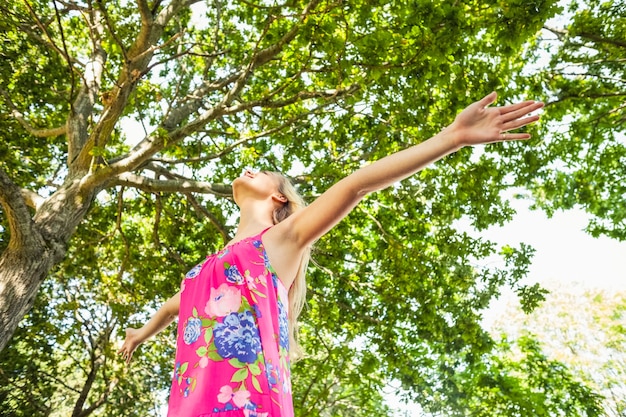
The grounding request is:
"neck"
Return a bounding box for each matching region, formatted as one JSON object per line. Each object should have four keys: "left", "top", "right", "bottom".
{"left": 230, "top": 201, "right": 275, "bottom": 244}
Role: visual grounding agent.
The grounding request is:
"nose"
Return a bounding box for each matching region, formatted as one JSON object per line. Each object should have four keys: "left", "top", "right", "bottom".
{"left": 243, "top": 168, "right": 256, "bottom": 177}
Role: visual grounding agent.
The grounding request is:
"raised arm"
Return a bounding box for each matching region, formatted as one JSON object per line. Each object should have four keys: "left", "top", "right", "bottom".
{"left": 282, "top": 92, "right": 543, "bottom": 248}
{"left": 118, "top": 291, "right": 180, "bottom": 364}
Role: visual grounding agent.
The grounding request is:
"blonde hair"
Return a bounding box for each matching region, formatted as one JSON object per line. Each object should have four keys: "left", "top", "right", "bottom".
{"left": 267, "top": 171, "right": 310, "bottom": 361}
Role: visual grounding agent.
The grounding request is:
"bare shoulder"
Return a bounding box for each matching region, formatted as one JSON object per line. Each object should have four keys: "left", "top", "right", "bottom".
{"left": 262, "top": 219, "right": 305, "bottom": 289}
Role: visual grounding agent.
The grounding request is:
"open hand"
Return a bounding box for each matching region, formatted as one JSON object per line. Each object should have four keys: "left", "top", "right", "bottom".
{"left": 450, "top": 92, "right": 544, "bottom": 147}
{"left": 118, "top": 327, "right": 141, "bottom": 365}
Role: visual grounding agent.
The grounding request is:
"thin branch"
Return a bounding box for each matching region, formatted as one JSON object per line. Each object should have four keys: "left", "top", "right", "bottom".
{"left": 142, "top": 43, "right": 229, "bottom": 80}
{"left": 112, "top": 187, "right": 135, "bottom": 301}
{"left": 550, "top": 70, "right": 626, "bottom": 85}
{"left": 185, "top": 193, "right": 232, "bottom": 243}
{"left": 130, "top": 31, "right": 184, "bottom": 67}
{"left": 92, "top": 0, "right": 329, "bottom": 187}
{"left": 546, "top": 91, "right": 626, "bottom": 107}
{"left": 578, "top": 30, "right": 626, "bottom": 49}
{"left": 236, "top": 0, "right": 293, "bottom": 9}
{"left": 52, "top": 0, "right": 76, "bottom": 98}
{"left": 174, "top": 0, "right": 323, "bottom": 134}
{"left": 153, "top": 108, "right": 315, "bottom": 165}
{"left": 226, "top": 84, "right": 360, "bottom": 113}
{"left": 544, "top": 25, "right": 626, "bottom": 49}
{"left": 1, "top": 88, "right": 67, "bottom": 138}
{"left": 22, "top": 0, "right": 71, "bottom": 64}
{"left": 37, "top": 369, "right": 83, "bottom": 394}
{"left": 97, "top": 0, "right": 129, "bottom": 61}
{"left": 150, "top": 194, "right": 183, "bottom": 267}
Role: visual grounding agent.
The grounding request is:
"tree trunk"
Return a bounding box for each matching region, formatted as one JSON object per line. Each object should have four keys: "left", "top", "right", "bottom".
{"left": 0, "top": 176, "right": 96, "bottom": 351}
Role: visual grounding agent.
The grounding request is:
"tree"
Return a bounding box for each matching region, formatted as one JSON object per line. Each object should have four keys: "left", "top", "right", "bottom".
{"left": 1, "top": 0, "right": 604, "bottom": 415}
{"left": 507, "top": 0, "right": 626, "bottom": 240}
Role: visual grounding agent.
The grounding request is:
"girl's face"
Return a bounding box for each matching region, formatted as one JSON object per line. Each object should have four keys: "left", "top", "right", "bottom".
{"left": 232, "top": 169, "right": 282, "bottom": 204}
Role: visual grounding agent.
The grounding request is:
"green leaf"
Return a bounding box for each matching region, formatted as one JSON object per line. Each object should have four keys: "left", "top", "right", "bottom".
{"left": 231, "top": 368, "right": 249, "bottom": 383}
{"left": 248, "top": 362, "right": 261, "bottom": 376}
{"left": 228, "top": 358, "right": 246, "bottom": 369}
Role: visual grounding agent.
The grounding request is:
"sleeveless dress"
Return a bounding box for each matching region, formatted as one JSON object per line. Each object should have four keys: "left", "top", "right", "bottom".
{"left": 167, "top": 229, "right": 293, "bottom": 417}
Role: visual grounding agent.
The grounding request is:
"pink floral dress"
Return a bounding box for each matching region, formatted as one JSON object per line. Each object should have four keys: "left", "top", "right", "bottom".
{"left": 167, "top": 229, "right": 293, "bottom": 417}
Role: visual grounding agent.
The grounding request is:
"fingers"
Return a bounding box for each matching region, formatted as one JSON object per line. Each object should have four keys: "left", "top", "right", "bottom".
{"left": 118, "top": 344, "right": 135, "bottom": 365}
{"left": 120, "top": 348, "right": 133, "bottom": 364}
{"left": 478, "top": 91, "right": 498, "bottom": 108}
{"left": 501, "top": 113, "right": 541, "bottom": 133}
{"left": 497, "top": 99, "right": 543, "bottom": 136}
{"left": 500, "top": 100, "right": 544, "bottom": 122}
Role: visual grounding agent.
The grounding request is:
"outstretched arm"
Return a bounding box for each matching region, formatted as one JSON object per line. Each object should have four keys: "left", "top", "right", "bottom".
{"left": 282, "top": 92, "right": 543, "bottom": 248}
{"left": 118, "top": 291, "right": 180, "bottom": 364}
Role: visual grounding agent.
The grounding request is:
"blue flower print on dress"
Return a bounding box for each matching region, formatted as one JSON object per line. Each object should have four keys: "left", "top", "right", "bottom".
{"left": 185, "top": 264, "right": 202, "bottom": 279}
{"left": 252, "top": 239, "right": 262, "bottom": 249}
{"left": 265, "top": 361, "right": 278, "bottom": 386}
{"left": 224, "top": 263, "right": 245, "bottom": 285}
{"left": 262, "top": 250, "right": 270, "bottom": 268}
{"left": 212, "top": 403, "right": 236, "bottom": 413}
{"left": 262, "top": 250, "right": 280, "bottom": 288}
{"left": 245, "top": 407, "right": 269, "bottom": 417}
{"left": 183, "top": 317, "right": 202, "bottom": 345}
{"left": 173, "top": 361, "right": 196, "bottom": 398}
{"left": 277, "top": 300, "right": 289, "bottom": 349}
{"left": 252, "top": 304, "right": 262, "bottom": 319}
{"left": 214, "top": 311, "right": 262, "bottom": 363}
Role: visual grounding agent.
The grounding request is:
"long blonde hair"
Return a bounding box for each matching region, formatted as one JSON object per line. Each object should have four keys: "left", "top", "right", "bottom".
{"left": 267, "top": 171, "right": 310, "bottom": 361}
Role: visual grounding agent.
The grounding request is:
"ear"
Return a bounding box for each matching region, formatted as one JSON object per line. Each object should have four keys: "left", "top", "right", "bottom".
{"left": 272, "top": 193, "right": 288, "bottom": 203}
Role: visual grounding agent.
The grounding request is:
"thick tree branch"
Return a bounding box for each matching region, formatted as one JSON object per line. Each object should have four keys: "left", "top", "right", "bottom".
{"left": 155, "top": 0, "right": 201, "bottom": 26}
{"left": 67, "top": 6, "right": 107, "bottom": 170}
{"left": 111, "top": 172, "right": 233, "bottom": 196}
{"left": 136, "top": 0, "right": 153, "bottom": 25}
{"left": 20, "top": 188, "right": 45, "bottom": 211}
{"left": 72, "top": 0, "right": 199, "bottom": 176}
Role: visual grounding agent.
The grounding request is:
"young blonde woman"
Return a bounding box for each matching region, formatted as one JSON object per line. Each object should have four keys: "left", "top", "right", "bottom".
{"left": 119, "top": 92, "right": 544, "bottom": 417}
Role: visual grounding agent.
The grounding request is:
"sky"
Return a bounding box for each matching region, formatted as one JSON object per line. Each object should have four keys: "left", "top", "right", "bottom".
{"left": 481, "top": 199, "right": 625, "bottom": 291}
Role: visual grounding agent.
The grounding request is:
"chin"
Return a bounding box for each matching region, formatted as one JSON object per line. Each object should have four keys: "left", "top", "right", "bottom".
{"left": 231, "top": 178, "right": 244, "bottom": 204}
